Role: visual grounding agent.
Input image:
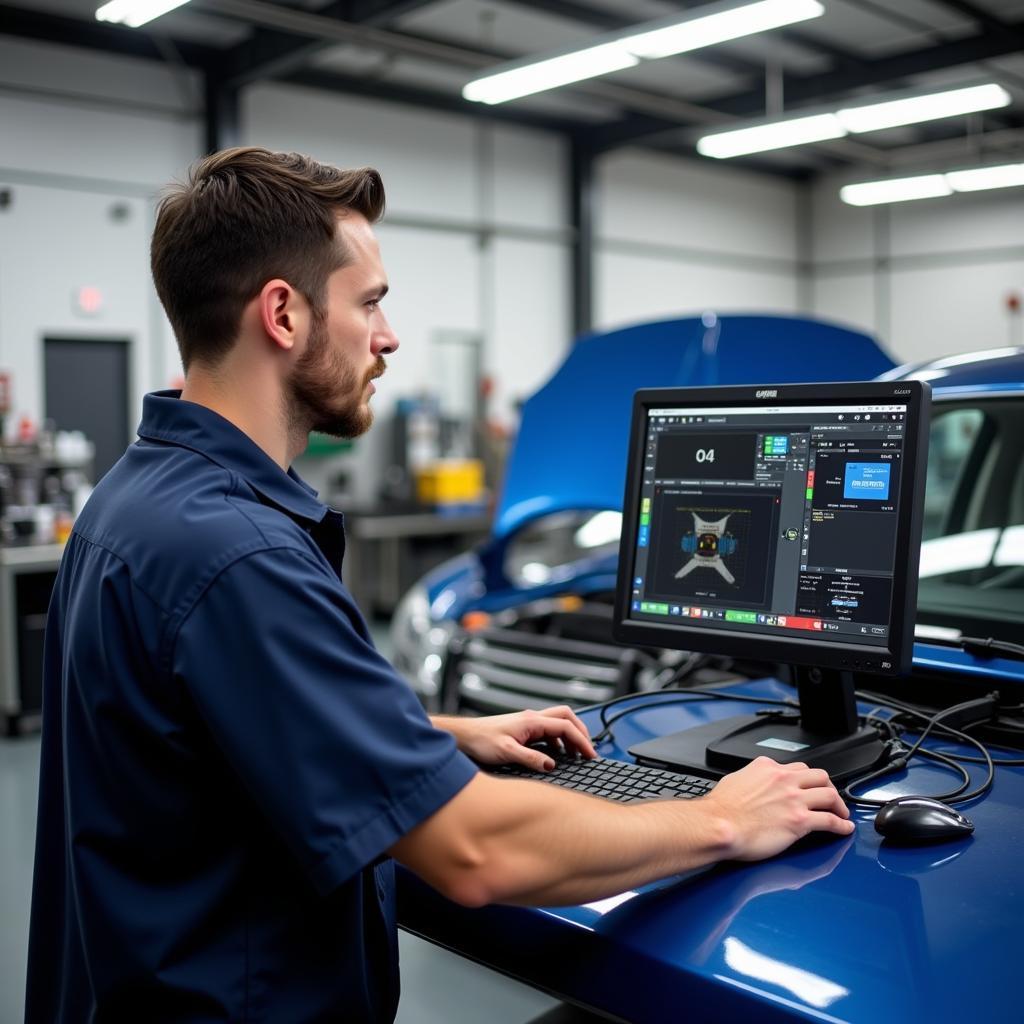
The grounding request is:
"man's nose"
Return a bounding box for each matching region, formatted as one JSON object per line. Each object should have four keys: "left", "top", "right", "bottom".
{"left": 373, "top": 313, "right": 399, "bottom": 355}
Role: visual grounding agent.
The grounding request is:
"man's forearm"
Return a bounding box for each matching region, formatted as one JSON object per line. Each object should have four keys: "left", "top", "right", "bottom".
{"left": 390, "top": 772, "right": 733, "bottom": 908}
{"left": 430, "top": 715, "right": 465, "bottom": 742}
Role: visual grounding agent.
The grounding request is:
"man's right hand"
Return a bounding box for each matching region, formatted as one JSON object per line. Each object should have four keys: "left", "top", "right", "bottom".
{"left": 701, "top": 755, "right": 855, "bottom": 862}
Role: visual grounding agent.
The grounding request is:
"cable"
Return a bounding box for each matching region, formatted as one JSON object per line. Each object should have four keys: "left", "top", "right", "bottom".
{"left": 592, "top": 697, "right": 703, "bottom": 746}
{"left": 958, "top": 635, "right": 1024, "bottom": 659}
{"left": 582, "top": 686, "right": 796, "bottom": 746}
{"left": 842, "top": 692, "right": 997, "bottom": 806}
{"left": 581, "top": 683, "right": 1009, "bottom": 805}
{"left": 843, "top": 744, "right": 972, "bottom": 807}
{"left": 649, "top": 650, "right": 706, "bottom": 689}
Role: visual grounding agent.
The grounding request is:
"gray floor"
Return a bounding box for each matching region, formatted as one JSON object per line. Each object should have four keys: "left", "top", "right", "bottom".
{"left": 0, "top": 732, "right": 565, "bottom": 1024}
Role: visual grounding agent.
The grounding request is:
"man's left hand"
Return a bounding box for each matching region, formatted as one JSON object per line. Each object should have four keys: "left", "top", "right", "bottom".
{"left": 432, "top": 706, "right": 597, "bottom": 771}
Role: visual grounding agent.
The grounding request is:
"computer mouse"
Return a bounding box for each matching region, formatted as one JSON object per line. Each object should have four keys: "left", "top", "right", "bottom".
{"left": 874, "top": 796, "right": 974, "bottom": 845}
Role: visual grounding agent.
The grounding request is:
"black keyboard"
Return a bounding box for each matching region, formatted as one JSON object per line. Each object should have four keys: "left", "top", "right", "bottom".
{"left": 488, "top": 754, "right": 715, "bottom": 802}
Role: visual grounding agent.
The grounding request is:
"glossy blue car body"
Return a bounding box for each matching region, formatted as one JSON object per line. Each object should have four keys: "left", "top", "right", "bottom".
{"left": 408, "top": 321, "right": 1024, "bottom": 687}
{"left": 399, "top": 678, "right": 1024, "bottom": 1023}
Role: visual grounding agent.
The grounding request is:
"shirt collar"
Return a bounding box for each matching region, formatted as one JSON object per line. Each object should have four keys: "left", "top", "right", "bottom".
{"left": 137, "top": 390, "right": 327, "bottom": 524}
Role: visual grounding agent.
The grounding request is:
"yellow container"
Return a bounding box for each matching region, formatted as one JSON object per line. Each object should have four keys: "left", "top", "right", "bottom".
{"left": 416, "top": 458, "right": 485, "bottom": 506}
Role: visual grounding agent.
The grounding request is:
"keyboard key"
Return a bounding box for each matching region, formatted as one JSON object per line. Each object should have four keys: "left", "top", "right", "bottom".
{"left": 488, "top": 755, "right": 715, "bottom": 803}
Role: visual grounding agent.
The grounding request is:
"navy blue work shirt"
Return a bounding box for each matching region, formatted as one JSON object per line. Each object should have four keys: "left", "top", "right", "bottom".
{"left": 26, "top": 391, "right": 477, "bottom": 1023}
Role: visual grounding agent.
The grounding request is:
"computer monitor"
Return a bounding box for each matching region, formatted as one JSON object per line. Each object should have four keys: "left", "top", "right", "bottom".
{"left": 612, "top": 380, "right": 930, "bottom": 783}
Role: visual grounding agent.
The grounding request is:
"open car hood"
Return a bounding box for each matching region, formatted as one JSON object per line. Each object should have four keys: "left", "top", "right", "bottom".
{"left": 493, "top": 315, "right": 895, "bottom": 540}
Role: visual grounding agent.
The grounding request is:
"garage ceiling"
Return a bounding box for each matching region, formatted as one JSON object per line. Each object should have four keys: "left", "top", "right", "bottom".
{"left": 2, "top": 0, "right": 1023, "bottom": 178}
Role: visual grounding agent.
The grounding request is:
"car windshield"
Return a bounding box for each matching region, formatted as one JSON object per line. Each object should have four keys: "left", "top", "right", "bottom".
{"left": 916, "top": 395, "right": 1024, "bottom": 645}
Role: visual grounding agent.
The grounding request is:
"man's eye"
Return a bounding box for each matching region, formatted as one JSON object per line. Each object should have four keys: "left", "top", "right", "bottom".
{"left": 366, "top": 299, "right": 380, "bottom": 311}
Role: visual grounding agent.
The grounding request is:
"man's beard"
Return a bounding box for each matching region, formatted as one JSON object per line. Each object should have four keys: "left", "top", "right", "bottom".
{"left": 287, "top": 312, "right": 385, "bottom": 439}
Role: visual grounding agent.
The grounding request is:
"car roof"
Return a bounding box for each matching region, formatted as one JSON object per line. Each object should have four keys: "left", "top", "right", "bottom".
{"left": 878, "top": 346, "right": 1024, "bottom": 392}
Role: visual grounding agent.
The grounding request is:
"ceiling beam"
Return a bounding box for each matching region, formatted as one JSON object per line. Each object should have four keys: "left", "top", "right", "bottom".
{"left": 719, "top": 22, "right": 1024, "bottom": 114}
{"left": 589, "top": 20, "right": 1024, "bottom": 151}
{"left": 907, "top": 0, "right": 1024, "bottom": 42}
{"left": 283, "top": 66, "right": 590, "bottom": 139}
{"left": 218, "top": 0, "right": 441, "bottom": 88}
{"left": 0, "top": 2, "right": 217, "bottom": 70}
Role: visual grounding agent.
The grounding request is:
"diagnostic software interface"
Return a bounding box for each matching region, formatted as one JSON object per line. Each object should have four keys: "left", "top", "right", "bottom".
{"left": 627, "top": 399, "right": 909, "bottom": 650}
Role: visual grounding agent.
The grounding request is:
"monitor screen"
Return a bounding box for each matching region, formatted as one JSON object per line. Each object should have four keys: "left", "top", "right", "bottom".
{"left": 613, "top": 381, "right": 930, "bottom": 677}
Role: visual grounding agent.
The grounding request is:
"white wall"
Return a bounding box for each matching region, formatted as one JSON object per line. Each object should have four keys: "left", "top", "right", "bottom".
{"left": 594, "top": 149, "right": 802, "bottom": 331}
{"left": 809, "top": 171, "right": 1024, "bottom": 364}
{"left": 0, "top": 37, "right": 202, "bottom": 433}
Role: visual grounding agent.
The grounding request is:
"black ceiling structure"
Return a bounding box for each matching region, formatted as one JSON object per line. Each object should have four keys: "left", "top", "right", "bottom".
{"left": 2, "top": 0, "right": 1022, "bottom": 179}
{"left": 3, "top": 0, "right": 1023, "bottom": 336}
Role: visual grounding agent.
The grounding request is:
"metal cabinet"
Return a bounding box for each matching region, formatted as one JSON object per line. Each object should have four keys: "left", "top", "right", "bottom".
{"left": 0, "top": 545, "right": 63, "bottom": 735}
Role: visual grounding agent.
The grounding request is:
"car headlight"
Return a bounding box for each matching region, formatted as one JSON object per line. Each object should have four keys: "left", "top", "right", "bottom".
{"left": 390, "top": 584, "right": 455, "bottom": 701}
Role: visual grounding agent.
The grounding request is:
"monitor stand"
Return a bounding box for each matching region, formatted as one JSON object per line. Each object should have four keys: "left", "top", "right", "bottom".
{"left": 629, "top": 666, "right": 891, "bottom": 784}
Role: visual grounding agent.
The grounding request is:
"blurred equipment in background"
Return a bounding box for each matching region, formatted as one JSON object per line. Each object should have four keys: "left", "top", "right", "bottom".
{"left": 0, "top": 371, "right": 97, "bottom": 736}
{"left": 415, "top": 458, "right": 485, "bottom": 512}
{"left": 341, "top": 330, "right": 506, "bottom": 616}
{"left": 0, "top": 424, "right": 95, "bottom": 736}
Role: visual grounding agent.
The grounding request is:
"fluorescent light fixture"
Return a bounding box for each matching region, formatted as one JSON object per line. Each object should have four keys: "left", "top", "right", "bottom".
{"left": 842, "top": 161, "right": 1024, "bottom": 206}
{"left": 463, "top": 42, "right": 638, "bottom": 105}
{"left": 624, "top": 0, "right": 824, "bottom": 60}
{"left": 946, "top": 163, "right": 1024, "bottom": 192}
{"left": 697, "top": 112, "right": 845, "bottom": 158}
{"left": 463, "top": 0, "right": 823, "bottom": 105}
{"left": 840, "top": 174, "right": 952, "bottom": 206}
{"left": 837, "top": 83, "right": 1011, "bottom": 134}
{"left": 697, "top": 80, "right": 1011, "bottom": 159}
{"left": 95, "top": 0, "right": 191, "bottom": 27}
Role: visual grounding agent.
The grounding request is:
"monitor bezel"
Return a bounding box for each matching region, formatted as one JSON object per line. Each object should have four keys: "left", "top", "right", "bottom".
{"left": 612, "top": 380, "right": 931, "bottom": 677}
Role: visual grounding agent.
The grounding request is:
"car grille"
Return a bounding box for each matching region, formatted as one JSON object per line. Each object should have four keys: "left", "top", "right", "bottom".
{"left": 439, "top": 626, "right": 643, "bottom": 715}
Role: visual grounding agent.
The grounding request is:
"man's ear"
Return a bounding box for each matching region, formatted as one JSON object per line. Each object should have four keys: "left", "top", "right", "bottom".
{"left": 258, "top": 279, "right": 308, "bottom": 353}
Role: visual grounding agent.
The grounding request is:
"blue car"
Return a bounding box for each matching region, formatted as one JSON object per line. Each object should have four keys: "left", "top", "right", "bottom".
{"left": 390, "top": 315, "right": 1024, "bottom": 711}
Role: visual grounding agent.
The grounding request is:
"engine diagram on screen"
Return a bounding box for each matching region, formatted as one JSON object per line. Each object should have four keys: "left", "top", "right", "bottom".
{"left": 676, "top": 513, "right": 739, "bottom": 585}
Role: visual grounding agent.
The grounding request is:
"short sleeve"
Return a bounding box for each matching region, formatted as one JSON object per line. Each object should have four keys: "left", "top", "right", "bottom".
{"left": 172, "top": 547, "right": 477, "bottom": 894}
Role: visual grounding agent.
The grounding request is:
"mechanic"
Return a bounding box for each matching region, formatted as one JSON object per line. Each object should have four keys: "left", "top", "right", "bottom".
{"left": 26, "top": 147, "right": 854, "bottom": 1023}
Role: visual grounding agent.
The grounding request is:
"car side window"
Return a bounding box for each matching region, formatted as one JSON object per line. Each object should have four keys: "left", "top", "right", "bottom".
{"left": 922, "top": 408, "right": 984, "bottom": 541}
{"left": 916, "top": 399, "right": 1024, "bottom": 644}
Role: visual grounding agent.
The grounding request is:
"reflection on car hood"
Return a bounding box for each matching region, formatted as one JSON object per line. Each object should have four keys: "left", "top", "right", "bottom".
{"left": 494, "top": 315, "right": 895, "bottom": 540}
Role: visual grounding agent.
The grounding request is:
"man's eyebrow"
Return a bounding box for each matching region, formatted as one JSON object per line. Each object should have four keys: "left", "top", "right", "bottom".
{"left": 365, "top": 283, "right": 389, "bottom": 301}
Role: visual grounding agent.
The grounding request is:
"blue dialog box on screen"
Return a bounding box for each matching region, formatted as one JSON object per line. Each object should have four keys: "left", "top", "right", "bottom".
{"left": 844, "top": 462, "right": 891, "bottom": 500}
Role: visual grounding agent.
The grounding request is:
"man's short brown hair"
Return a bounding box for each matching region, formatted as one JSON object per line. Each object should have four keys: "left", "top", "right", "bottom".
{"left": 151, "top": 147, "right": 385, "bottom": 371}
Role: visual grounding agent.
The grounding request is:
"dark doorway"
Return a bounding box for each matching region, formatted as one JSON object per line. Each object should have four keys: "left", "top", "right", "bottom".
{"left": 44, "top": 337, "right": 131, "bottom": 480}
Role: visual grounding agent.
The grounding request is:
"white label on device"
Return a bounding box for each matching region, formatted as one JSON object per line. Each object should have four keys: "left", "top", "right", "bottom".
{"left": 757, "top": 738, "right": 810, "bottom": 752}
